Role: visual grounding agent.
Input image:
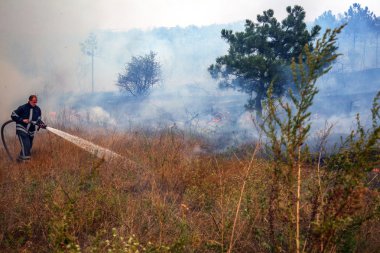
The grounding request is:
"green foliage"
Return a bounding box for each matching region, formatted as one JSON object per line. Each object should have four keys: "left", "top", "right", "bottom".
{"left": 306, "top": 92, "right": 380, "bottom": 252}
{"left": 260, "top": 23, "right": 380, "bottom": 252}
{"left": 261, "top": 25, "right": 344, "bottom": 251}
{"left": 209, "top": 5, "right": 325, "bottom": 118}
{"left": 263, "top": 25, "right": 344, "bottom": 160}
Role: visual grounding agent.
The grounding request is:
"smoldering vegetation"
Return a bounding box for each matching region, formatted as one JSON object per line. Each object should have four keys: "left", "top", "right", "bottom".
{"left": 0, "top": 3, "right": 380, "bottom": 253}
{"left": 32, "top": 10, "right": 378, "bottom": 151}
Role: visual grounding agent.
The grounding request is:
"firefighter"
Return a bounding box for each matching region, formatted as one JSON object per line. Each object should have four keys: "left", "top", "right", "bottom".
{"left": 11, "top": 95, "right": 46, "bottom": 161}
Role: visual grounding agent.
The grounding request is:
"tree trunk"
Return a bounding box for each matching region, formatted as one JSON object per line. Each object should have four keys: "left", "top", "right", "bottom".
{"left": 255, "top": 92, "right": 263, "bottom": 122}
{"left": 91, "top": 52, "right": 94, "bottom": 93}
{"left": 376, "top": 32, "right": 378, "bottom": 68}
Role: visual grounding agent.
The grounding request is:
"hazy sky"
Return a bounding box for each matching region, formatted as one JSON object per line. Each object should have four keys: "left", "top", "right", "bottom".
{"left": 0, "top": 0, "right": 379, "bottom": 34}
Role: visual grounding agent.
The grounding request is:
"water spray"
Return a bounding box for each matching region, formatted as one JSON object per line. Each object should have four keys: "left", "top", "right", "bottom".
{"left": 1, "top": 120, "right": 124, "bottom": 163}
{"left": 46, "top": 126, "right": 123, "bottom": 161}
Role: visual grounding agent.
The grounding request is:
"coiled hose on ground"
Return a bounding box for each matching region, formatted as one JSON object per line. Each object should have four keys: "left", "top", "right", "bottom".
{"left": 1, "top": 120, "right": 14, "bottom": 161}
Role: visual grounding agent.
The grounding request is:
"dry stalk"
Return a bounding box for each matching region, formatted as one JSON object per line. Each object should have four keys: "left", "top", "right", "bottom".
{"left": 317, "top": 123, "right": 334, "bottom": 212}
{"left": 227, "top": 140, "right": 261, "bottom": 253}
{"left": 296, "top": 145, "right": 302, "bottom": 253}
{"left": 215, "top": 157, "right": 225, "bottom": 252}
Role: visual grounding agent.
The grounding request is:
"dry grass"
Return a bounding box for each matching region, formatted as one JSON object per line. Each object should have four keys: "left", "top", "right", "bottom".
{"left": 0, "top": 126, "right": 379, "bottom": 252}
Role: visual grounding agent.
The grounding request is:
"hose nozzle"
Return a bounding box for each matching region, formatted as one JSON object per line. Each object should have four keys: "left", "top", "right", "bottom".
{"left": 36, "top": 120, "right": 47, "bottom": 130}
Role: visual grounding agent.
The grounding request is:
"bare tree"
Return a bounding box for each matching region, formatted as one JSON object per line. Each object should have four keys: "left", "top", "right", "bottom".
{"left": 117, "top": 51, "right": 161, "bottom": 97}
{"left": 81, "top": 33, "right": 98, "bottom": 93}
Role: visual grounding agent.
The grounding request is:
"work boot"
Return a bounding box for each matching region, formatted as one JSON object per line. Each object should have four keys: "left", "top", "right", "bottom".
{"left": 16, "top": 156, "right": 30, "bottom": 163}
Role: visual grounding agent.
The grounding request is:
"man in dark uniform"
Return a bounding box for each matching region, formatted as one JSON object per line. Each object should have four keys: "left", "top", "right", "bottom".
{"left": 11, "top": 95, "right": 46, "bottom": 161}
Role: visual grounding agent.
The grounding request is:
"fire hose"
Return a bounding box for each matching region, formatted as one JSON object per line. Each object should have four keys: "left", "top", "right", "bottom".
{"left": 1, "top": 120, "right": 15, "bottom": 161}
{"left": 1, "top": 120, "right": 47, "bottom": 161}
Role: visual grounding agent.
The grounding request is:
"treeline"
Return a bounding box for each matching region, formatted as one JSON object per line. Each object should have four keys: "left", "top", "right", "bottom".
{"left": 313, "top": 3, "right": 380, "bottom": 70}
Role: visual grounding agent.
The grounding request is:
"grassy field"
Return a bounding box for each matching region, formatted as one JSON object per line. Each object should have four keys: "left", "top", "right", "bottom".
{"left": 0, "top": 125, "right": 379, "bottom": 252}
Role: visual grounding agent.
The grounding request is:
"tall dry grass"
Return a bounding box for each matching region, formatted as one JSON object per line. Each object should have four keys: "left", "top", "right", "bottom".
{"left": 0, "top": 125, "right": 379, "bottom": 252}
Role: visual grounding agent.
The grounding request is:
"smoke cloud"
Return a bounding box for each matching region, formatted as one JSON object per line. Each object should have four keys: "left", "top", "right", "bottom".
{"left": 1, "top": 1, "right": 379, "bottom": 150}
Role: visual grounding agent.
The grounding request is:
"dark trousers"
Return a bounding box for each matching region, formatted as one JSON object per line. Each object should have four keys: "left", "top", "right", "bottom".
{"left": 17, "top": 131, "right": 34, "bottom": 160}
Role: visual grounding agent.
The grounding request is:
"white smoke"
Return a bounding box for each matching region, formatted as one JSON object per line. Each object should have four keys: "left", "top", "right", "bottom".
{"left": 85, "top": 106, "right": 117, "bottom": 126}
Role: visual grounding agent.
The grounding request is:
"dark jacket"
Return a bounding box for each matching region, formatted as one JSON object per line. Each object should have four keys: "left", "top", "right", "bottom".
{"left": 11, "top": 103, "right": 42, "bottom": 136}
